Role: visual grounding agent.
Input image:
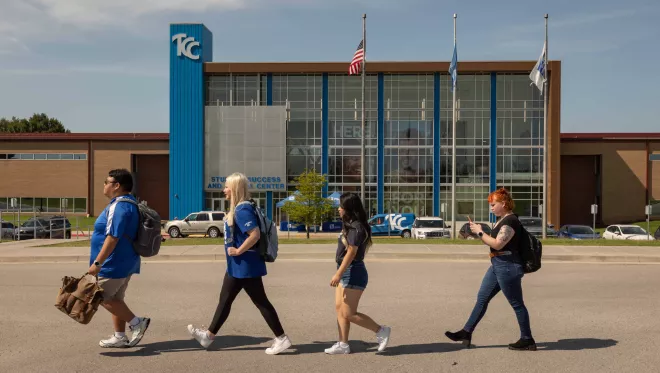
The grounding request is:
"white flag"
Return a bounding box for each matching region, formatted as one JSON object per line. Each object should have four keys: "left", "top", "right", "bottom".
{"left": 529, "top": 42, "right": 546, "bottom": 93}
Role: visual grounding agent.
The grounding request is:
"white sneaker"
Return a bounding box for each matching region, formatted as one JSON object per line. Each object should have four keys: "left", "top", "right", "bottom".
{"left": 99, "top": 334, "right": 129, "bottom": 348}
{"left": 324, "top": 342, "right": 351, "bottom": 355}
{"left": 128, "top": 317, "right": 151, "bottom": 347}
{"left": 376, "top": 326, "right": 391, "bottom": 352}
{"left": 187, "top": 324, "right": 213, "bottom": 349}
{"left": 265, "top": 335, "right": 292, "bottom": 355}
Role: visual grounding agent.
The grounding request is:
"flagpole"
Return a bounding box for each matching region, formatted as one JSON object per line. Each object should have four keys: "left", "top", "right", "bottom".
{"left": 361, "top": 13, "right": 366, "bottom": 203}
{"left": 451, "top": 13, "right": 457, "bottom": 239}
{"left": 542, "top": 14, "right": 548, "bottom": 239}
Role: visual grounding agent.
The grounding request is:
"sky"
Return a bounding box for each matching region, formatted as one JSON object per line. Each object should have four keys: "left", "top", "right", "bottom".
{"left": 0, "top": 0, "right": 659, "bottom": 134}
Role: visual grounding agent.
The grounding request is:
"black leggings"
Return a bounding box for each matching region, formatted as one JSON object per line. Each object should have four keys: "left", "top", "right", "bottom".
{"left": 209, "top": 272, "right": 285, "bottom": 337}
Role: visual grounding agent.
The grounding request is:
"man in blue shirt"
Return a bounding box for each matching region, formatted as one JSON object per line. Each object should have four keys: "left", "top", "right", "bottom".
{"left": 88, "top": 169, "right": 150, "bottom": 348}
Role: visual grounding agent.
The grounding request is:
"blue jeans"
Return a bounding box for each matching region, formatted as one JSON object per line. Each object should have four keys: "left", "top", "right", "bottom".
{"left": 463, "top": 258, "right": 533, "bottom": 339}
{"left": 338, "top": 261, "right": 368, "bottom": 290}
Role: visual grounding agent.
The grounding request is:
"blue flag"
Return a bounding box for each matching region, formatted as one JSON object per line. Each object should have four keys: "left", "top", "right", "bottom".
{"left": 449, "top": 43, "right": 457, "bottom": 91}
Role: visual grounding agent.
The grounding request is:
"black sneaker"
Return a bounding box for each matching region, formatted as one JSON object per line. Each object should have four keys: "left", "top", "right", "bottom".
{"left": 508, "top": 338, "right": 537, "bottom": 351}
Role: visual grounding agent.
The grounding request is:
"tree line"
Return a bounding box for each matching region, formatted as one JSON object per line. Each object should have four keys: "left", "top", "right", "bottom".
{"left": 0, "top": 114, "right": 71, "bottom": 133}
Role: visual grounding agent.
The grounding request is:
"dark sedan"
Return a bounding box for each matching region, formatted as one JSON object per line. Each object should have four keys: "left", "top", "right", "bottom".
{"left": 458, "top": 222, "right": 493, "bottom": 239}
{"left": 519, "top": 217, "right": 557, "bottom": 238}
{"left": 558, "top": 225, "right": 601, "bottom": 240}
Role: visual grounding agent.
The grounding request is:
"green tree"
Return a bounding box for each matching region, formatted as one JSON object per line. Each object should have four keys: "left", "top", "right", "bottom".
{"left": 281, "top": 169, "right": 336, "bottom": 239}
{"left": 0, "top": 113, "right": 70, "bottom": 133}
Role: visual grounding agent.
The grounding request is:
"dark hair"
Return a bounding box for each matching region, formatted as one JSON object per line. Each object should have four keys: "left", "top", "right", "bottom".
{"left": 339, "top": 192, "right": 372, "bottom": 249}
{"left": 108, "top": 169, "right": 133, "bottom": 193}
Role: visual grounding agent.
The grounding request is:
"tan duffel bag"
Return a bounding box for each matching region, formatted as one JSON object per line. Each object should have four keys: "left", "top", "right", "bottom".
{"left": 55, "top": 273, "right": 104, "bottom": 325}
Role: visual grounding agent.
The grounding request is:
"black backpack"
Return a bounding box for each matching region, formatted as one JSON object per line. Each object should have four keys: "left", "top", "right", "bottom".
{"left": 518, "top": 225, "right": 542, "bottom": 273}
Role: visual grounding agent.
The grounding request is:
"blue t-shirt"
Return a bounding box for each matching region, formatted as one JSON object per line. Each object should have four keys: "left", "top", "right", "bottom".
{"left": 90, "top": 195, "right": 141, "bottom": 279}
{"left": 224, "top": 202, "right": 267, "bottom": 279}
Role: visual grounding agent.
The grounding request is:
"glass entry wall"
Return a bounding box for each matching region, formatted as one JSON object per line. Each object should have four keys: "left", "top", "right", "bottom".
{"left": 383, "top": 74, "right": 434, "bottom": 216}
{"left": 440, "top": 74, "right": 492, "bottom": 222}
{"left": 328, "top": 74, "right": 378, "bottom": 214}
{"left": 496, "top": 74, "right": 544, "bottom": 218}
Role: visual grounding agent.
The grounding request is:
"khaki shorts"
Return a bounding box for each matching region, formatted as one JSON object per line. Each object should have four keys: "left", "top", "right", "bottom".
{"left": 98, "top": 275, "right": 132, "bottom": 302}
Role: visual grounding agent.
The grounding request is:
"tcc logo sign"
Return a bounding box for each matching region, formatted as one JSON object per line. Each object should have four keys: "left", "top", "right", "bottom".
{"left": 172, "top": 33, "right": 200, "bottom": 60}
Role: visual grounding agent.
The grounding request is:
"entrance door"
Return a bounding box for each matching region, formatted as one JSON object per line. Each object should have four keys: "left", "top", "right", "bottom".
{"left": 212, "top": 198, "right": 261, "bottom": 211}
{"left": 212, "top": 198, "right": 230, "bottom": 212}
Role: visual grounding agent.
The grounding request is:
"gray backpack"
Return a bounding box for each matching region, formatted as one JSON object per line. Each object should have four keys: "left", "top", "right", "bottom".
{"left": 114, "top": 198, "right": 163, "bottom": 257}
{"left": 237, "top": 199, "right": 278, "bottom": 262}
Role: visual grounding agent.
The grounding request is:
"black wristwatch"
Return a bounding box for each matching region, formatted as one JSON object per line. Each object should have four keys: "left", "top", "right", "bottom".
{"left": 478, "top": 232, "right": 484, "bottom": 238}
{"left": 94, "top": 261, "right": 101, "bottom": 267}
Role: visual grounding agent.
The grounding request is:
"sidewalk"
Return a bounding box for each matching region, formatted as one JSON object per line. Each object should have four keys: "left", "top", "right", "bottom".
{"left": 1, "top": 239, "right": 659, "bottom": 264}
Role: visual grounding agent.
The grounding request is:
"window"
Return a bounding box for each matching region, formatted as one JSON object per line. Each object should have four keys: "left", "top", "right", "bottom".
{"left": 196, "top": 213, "right": 210, "bottom": 221}
{"left": 0, "top": 153, "right": 87, "bottom": 161}
{"left": 186, "top": 214, "right": 198, "bottom": 221}
{"left": 212, "top": 213, "right": 225, "bottom": 221}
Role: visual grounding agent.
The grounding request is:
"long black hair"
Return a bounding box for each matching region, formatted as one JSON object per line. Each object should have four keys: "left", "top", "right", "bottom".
{"left": 339, "top": 192, "right": 373, "bottom": 251}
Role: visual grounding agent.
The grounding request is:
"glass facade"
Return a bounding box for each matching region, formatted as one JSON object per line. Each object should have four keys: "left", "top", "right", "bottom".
{"left": 204, "top": 72, "right": 546, "bottom": 223}
{"left": 496, "top": 74, "right": 545, "bottom": 217}
{"left": 384, "top": 74, "right": 434, "bottom": 216}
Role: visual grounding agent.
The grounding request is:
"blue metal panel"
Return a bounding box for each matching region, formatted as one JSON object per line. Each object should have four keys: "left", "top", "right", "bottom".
{"left": 169, "top": 24, "right": 212, "bottom": 220}
{"left": 377, "top": 73, "right": 384, "bottom": 214}
{"left": 650, "top": 154, "right": 660, "bottom": 161}
{"left": 267, "top": 74, "right": 273, "bottom": 106}
{"left": 490, "top": 72, "right": 497, "bottom": 223}
{"left": 433, "top": 73, "right": 441, "bottom": 217}
{"left": 266, "top": 192, "right": 273, "bottom": 220}
{"left": 266, "top": 74, "right": 273, "bottom": 220}
{"left": 322, "top": 73, "right": 329, "bottom": 198}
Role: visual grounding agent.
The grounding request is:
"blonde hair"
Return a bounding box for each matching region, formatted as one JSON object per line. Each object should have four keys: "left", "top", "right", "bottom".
{"left": 225, "top": 172, "right": 250, "bottom": 227}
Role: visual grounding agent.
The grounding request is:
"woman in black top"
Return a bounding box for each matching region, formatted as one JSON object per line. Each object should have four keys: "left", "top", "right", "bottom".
{"left": 445, "top": 188, "right": 536, "bottom": 351}
{"left": 324, "top": 192, "right": 391, "bottom": 355}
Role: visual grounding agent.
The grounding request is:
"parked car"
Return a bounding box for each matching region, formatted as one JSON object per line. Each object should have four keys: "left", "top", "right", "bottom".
{"left": 14, "top": 216, "right": 71, "bottom": 240}
{"left": 602, "top": 225, "right": 654, "bottom": 240}
{"left": 368, "top": 213, "right": 416, "bottom": 238}
{"left": 519, "top": 216, "right": 557, "bottom": 238}
{"left": 458, "top": 222, "right": 493, "bottom": 239}
{"left": 165, "top": 211, "right": 225, "bottom": 238}
{"left": 655, "top": 226, "right": 660, "bottom": 240}
{"left": 557, "top": 225, "right": 600, "bottom": 240}
{"left": 411, "top": 217, "right": 450, "bottom": 239}
{"left": 1, "top": 221, "right": 15, "bottom": 239}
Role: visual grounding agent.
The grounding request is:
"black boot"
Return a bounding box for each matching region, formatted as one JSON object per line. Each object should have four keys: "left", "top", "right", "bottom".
{"left": 444, "top": 330, "right": 472, "bottom": 348}
{"left": 508, "top": 338, "right": 537, "bottom": 351}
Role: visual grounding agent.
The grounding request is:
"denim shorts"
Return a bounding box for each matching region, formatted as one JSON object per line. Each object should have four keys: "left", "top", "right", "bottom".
{"left": 338, "top": 261, "right": 368, "bottom": 290}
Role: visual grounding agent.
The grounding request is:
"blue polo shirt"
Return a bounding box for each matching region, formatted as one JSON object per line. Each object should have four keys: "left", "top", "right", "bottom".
{"left": 90, "top": 195, "right": 140, "bottom": 279}
{"left": 224, "top": 203, "right": 266, "bottom": 278}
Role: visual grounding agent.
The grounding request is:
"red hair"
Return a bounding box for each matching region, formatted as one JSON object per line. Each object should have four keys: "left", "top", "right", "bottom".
{"left": 488, "top": 188, "right": 515, "bottom": 211}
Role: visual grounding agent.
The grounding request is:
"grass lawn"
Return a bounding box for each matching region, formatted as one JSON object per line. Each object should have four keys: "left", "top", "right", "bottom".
{"left": 42, "top": 236, "right": 660, "bottom": 248}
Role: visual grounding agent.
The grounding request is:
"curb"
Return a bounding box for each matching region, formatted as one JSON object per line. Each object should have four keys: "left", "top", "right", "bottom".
{"left": 2, "top": 252, "right": 660, "bottom": 264}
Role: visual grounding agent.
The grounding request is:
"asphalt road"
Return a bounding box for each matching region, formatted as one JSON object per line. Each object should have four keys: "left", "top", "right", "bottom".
{"left": 1, "top": 261, "right": 658, "bottom": 372}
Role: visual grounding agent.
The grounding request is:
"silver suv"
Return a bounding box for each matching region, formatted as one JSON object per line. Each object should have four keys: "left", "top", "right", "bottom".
{"left": 165, "top": 211, "right": 225, "bottom": 238}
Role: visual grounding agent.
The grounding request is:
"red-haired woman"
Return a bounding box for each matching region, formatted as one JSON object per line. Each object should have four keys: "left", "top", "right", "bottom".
{"left": 445, "top": 188, "right": 536, "bottom": 351}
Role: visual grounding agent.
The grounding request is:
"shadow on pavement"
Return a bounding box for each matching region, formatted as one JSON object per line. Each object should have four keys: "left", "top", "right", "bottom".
{"left": 100, "top": 335, "right": 271, "bottom": 357}
{"left": 280, "top": 340, "right": 375, "bottom": 355}
{"left": 474, "top": 338, "right": 619, "bottom": 351}
{"left": 377, "top": 343, "right": 464, "bottom": 356}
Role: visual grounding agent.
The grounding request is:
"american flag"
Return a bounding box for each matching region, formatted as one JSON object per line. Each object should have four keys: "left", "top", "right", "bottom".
{"left": 348, "top": 40, "right": 364, "bottom": 75}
